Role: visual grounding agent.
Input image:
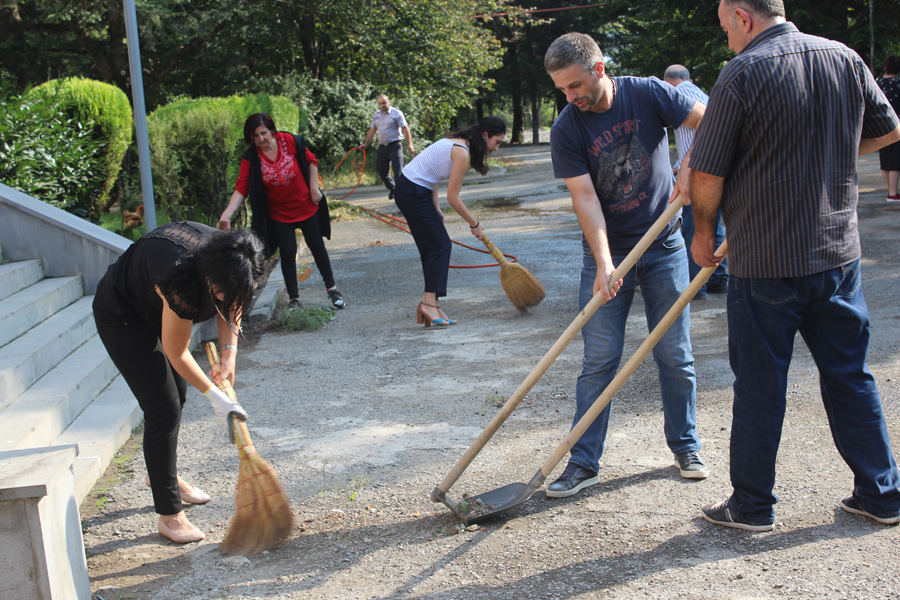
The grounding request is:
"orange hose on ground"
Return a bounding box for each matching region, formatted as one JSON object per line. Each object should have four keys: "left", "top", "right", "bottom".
{"left": 327, "top": 147, "right": 518, "bottom": 269}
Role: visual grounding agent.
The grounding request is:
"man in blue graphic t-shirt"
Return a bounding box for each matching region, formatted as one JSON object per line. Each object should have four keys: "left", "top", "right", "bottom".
{"left": 544, "top": 33, "right": 709, "bottom": 498}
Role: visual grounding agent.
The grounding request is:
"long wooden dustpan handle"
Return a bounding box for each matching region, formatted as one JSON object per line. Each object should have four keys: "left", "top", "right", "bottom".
{"left": 539, "top": 240, "right": 728, "bottom": 478}
{"left": 434, "top": 196, "right": 686, "bottom": 497}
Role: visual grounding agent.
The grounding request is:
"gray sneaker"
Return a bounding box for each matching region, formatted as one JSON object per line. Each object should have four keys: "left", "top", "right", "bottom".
{"left": 675, "top": 450, "right": 709, "bottom": 479}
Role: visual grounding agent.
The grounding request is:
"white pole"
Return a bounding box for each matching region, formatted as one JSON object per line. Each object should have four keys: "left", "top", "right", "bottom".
{"left": 122, "top": 0, "right": 157, "bottom": 231}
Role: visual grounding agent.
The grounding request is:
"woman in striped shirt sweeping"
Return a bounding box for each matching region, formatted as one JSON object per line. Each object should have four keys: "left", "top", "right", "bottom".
{"left": 393, "top": 116, "right": 507, "bottom": 327}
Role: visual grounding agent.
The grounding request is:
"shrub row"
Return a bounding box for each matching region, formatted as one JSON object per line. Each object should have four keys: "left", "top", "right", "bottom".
{"left": 146, "top": 93, "right": 302, "bottom": 227}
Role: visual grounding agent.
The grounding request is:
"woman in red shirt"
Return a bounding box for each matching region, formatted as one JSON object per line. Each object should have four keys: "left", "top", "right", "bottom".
{"left": 219, "top": 113, "right": 345, "bottom": 309}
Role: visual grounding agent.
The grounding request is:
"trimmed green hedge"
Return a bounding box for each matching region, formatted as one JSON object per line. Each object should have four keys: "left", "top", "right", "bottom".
{"left": 146, "top": 93, "right": 302, "bottom": 226}
{"left": 28, "top": 78, "right": 132, "bottom": 219}
{"left": 0, "top": 87, "right": 106, "bottom": 219}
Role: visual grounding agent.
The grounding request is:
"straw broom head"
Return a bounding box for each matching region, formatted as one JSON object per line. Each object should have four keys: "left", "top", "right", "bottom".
{"left": 482, "top": 233, "right": 546, "bottom": 310}
{"left": 205, "top": 343, "right": 294, "bottom": 556}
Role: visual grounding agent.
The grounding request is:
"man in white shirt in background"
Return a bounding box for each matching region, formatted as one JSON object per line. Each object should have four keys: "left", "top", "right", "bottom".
{"left": 360, "top": 94, "right": 415, "bottom": 199}
{"left": 664, "top": 65, "right": 727, "bottom": 297}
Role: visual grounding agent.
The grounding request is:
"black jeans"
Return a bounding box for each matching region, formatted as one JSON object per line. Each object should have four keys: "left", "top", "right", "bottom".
{"left": 393, "top": 173, "right": 451, "bottom": 296}
{"left": 94, "top": 316, "right": 187, "bottom": 516}
{"left": 376, "top": 141, "right": 404, "bottom": 191}
{"left": 267, "top": 214, "right": 335, "bottom": 299}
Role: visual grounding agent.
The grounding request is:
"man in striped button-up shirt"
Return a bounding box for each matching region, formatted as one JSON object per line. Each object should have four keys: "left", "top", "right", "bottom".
{"left": 664, "top": 65, "right": 728, "bottom": 297}
{"left": 690, "top": 0, "right": 900, "bottom": 531}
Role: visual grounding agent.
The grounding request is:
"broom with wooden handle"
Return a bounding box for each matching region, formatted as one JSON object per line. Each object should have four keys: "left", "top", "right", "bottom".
{"left": 205, "top": 343, "right": 293, "bottom": 556}
{"left": 481, "top": 233, "right": 546, "bottom": 310}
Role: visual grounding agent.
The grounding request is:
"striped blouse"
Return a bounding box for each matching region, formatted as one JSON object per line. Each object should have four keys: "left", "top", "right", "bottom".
{"left": 690, "top": 23, "right": 899, "bottom": 278}
{"left": 401, "top": 138, "right": 469, "bottom": 189}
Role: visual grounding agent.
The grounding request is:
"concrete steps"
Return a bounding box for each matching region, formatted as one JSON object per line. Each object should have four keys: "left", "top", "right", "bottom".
{"left": 0, "top": 256, "right": 146, "bottom": 505}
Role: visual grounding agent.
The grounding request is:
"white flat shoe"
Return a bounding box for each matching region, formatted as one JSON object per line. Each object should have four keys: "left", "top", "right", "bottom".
{"left": 158, "top": 516, "right": 205, "bottom": 544}
{"left": 145, "top": 475, "right": 212, "bottom": 504}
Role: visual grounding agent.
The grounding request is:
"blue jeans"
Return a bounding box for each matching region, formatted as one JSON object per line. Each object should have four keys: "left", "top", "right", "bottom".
{"left": 569, "top": 226, "right": 700, "bottom": 472}
{"left": 681, "top": 203, "right": 727, "bottom": 291}
{"left": 727, "top": 260, "right": 900, "bottom": 523}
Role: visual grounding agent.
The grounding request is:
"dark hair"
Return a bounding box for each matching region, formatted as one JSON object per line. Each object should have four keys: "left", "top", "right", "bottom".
{"left": 159, "top": 229, "right": 266, "bottom": 333}
{"left": 885, "top": 54, "right": 900, "bottom": 76}
{"left": 243, "top": 113, "right": 278, "bottom": 145}
{"left": 446, "top": 116, "right": 507, "bottom": 176}
{"left": 722, "top": 0, "right": 785, "bottom": 19}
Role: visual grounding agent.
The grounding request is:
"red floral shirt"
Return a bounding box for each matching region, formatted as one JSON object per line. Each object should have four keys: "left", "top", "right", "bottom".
{"left": 234, "top": 132, "right": 319, "bottom": 223}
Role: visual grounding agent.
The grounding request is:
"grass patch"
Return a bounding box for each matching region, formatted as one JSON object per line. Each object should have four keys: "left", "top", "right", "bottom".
{"left": 327, "top": 198, "right": 366, "bottom": 221}
{"left": 279, "top": 303, "right": 336, "bottom": 331}
{"left": 321, "top": 152, "right": 381, "bottom": 190}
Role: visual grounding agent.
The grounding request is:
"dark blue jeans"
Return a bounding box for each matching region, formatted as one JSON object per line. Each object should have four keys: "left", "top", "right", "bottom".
{"left": 727, "top": 260, "right": 900, "bottom": 523}
{"left": 569, "top": 226, "right": 700, "bottom": 472}
{"left": 681, "top": 203, "right": 727, "bottom": 290}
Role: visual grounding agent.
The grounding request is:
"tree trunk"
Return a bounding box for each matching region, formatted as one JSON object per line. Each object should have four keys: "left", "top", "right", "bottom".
{"left": 511, "top": 90, "right": 524, "bottom": 144}
{"left": 531, "top": 90, "right": 541, "bottom": 144}
{"left": 476, "top": 98, "right": 483, "bottom": 121}
{"left": 555, "top": 89, "right": 567, "bottom": 116}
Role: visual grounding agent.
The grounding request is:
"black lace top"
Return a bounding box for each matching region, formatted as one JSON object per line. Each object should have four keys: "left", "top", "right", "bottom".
{"left": 93, "top": 221, "right": 219, "bottom": 328}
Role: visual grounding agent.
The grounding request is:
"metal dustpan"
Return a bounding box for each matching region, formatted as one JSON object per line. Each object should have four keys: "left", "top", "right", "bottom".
{"left": 431, "top": 199, "right": 686, "bottom": 522}
{"left": 453, "top": 241, "right": 728, "bottom": 524}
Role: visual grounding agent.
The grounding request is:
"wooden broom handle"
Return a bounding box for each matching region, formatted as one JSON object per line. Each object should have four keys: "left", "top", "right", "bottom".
{"left": 435, "top": 196, "right": 686, "bottom": 495}
{"left": 480, "top": 233, "right": 509, "bottom": 267}
{"left": 540, "top": 240, "right": 728, "bottom": 477}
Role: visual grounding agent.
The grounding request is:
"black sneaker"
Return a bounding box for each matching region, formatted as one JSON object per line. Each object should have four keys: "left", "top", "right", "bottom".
{"left": 706, "top": 277, "right": 728, "bottom": 294}
{"left": 701, "top": 500, "right": 774, "bottom": 531}
{"left": 545, "top": 463, "right": 600, "bottom": 498}
{"left": 287, "top": 298, "right": 301, "bottom": 310}
{"left": 840, "top": 496, "right": 900, "bottom": 525}
{"left": 675, "top": 450, "right": 709, "bottom": 479}
{"left": 388, "top": 188, "right": 395, "bottom": 200}
{"left": 327, "top": 289, "right": 345, "bottom": 309}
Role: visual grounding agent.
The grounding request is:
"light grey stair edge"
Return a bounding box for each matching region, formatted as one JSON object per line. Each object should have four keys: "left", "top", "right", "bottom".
{"left": 0, "top": 258, "right": 43, "bottom": 302}
{"left": 0, "top": 275, "right": 84, "bottom": 348}
{"left": 0, "top": 336, "right": 118, "bottom": 453}
{"left": 0, "top": 296, "right": 96, "bottom": 413}
{"left": 247, "top": 259, "right": 285, "bottom": 324}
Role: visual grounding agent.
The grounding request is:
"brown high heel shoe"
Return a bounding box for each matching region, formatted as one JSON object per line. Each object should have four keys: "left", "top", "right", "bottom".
{"left": 417, "top": 302, "right": 455, "bottom": 327}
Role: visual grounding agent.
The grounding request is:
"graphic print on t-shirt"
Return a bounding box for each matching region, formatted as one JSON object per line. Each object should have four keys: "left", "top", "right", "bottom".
{"left": 260, "top": 136, "right": 298, "bottom": 188}
{"left": 595, "top": 135, "right": 651, "bottom": 215}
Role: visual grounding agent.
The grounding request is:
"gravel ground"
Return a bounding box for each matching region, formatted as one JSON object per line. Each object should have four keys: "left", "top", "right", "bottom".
{"left": 85, "top": 146, "right": 900, "bottom": 600}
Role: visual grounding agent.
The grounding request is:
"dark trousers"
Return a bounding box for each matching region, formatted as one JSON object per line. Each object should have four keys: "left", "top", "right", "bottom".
{"left": 267, "top": 215, "right": 335, "bottom": 299}
{"left": 727, "top": 260, "right": 900, "bottom": 523}
{"left": 94, "top": 316, "right": 187, "bottom": 516}
{"left": 377, "top": 141, "right": 404, "bottom": 191}
{"left": 394, "top": 174, "right": 451, "bottom": 296}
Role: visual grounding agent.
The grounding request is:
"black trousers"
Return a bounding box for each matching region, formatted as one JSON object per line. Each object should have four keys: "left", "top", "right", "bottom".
{"left": 393, "top": 173, "right": 451, "bottom": 297}
{"left": 267, "top": 214, "right": 335, "bottom": 299}
{"left": 94, "top": 316, "right": 187, "bottom": 516}
{"left": 376, "top": 141, "right": 404, "bottom": 191}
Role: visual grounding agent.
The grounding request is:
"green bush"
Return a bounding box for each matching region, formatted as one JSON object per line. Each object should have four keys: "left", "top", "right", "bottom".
{"left": 0, "top": 87, "right": 106, "bottom": 219}
{"left": 28, "top": 78, "right": 133, "bottom": 219}
{"left": 146, "top": 93, "right": 300, "bottom": 226}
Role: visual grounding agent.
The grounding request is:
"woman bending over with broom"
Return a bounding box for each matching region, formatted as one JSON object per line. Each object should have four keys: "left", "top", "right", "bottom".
{"left": 93, "top": 222, "right": 265, "bottom": 544}
{"left": 394, "top": 116, "right": 506, "bottom": 326}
